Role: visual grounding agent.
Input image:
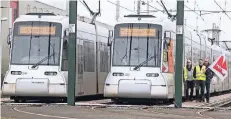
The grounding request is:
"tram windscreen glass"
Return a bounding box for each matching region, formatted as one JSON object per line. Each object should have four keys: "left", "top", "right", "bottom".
{"left": 11, "top": 21, "right": 62, "bottom": 65}
{"left": 113, "top": 23, "right": 162, "bottom": 67}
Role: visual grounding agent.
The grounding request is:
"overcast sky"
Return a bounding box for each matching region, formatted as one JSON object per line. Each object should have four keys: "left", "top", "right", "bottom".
{"left": 37, "top": 0, "right": 231, "bottom": 41}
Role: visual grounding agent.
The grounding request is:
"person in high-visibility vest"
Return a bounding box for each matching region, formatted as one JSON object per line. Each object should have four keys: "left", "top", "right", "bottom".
{"left": 183, "top": 60, "right": 194, "bottom": 101}
{"left": 193, "top": 59, "right": 206, "bottom": 102}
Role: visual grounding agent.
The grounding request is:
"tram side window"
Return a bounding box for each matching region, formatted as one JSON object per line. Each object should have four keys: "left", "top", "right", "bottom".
{"left": 192, "top": 41, "right": 200, "bottom": 66}
{"left": 201, "top": 45, "right": 206, "bottom": 59}
{"left": 61, "top": 39, "right": 68, "bottom": 71}
{"left": 162, "top": 31, "right": 175, "bottom": 73}
{"left": 229, "top": 57, "right": 231, "bottom": 74}
{"left": 185, "top": 44, "right": 192, "bottom": 63}
{"left": 206, "top": 47, "right": 211, "bottom": 62}
{"left": 83, "top": 41, "right": 95, "bottom": 72}
{"left": 78, "top": 44, "right": 83, "bottom": 74}
{"left": 100, "top": 42, "right": 109, "bottom": 72}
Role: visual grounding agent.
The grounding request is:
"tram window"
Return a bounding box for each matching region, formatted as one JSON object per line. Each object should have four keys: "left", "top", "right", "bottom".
{"left": 185, "top": 44, "right": 192, "bottom": 62}
{"left": 27, "top": 5, "right": 30, "bottom": 13}
{"left": 61, "top": 40, "right": 68, "bottom": 71}
{"left": 78, "top": 45, "right": 83, "bottom": 74}
{"left": 100, "top": 42, "right": 109, "bottom": 72}
{"left": 162, "top": 31, "right": 175, "bottom": 73}
{"left": 84, "top": 41, "right": 95, "bottom": 72}
{"left": 33, "top": 7, "right": 37, "bottom": 13}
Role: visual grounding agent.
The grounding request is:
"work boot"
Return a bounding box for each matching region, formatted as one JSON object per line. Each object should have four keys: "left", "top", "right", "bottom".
{"left": 206, "top": 98, "right": 210, "bottom": 103}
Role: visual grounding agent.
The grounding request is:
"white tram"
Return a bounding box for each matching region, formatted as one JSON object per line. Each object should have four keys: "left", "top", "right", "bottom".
{"left": 2, "top": 13, "right": 111, "bottom": 102}
{"left": 104, "top": 15, "right": 231, "bottom": 102}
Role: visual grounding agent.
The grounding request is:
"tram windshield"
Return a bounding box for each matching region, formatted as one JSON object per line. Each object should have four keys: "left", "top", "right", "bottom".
{"left": 11, "top": 21, "right": 62, "bottom": 66}
{"left": 112, "top": 23, "right": 162, "bottom": 67}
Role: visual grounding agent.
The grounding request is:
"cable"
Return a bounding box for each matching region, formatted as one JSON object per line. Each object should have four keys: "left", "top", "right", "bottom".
{"left": 214, "top": 0, "right": 231, "bottom": 21}
{"left": 140, "top": 10, "right": 231, "bottom": 13}
{"left": 184, "top": 5, "right": 205, "bottom": 21}
{"left": 107, "top": 0, "right": 136, "bottom": 13}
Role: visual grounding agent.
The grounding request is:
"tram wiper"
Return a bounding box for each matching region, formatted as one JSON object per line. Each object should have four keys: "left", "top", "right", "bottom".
{"left": 133, "top": 55, "right": 155, "bottom": 70}
{"left": 31, "top": 52, "right": 56, "bottom": 68}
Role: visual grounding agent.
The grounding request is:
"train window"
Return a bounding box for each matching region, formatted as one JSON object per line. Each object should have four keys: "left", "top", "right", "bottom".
{"left": 192, "top": 41, "right": 200, "bottom": 65}
{"left": 78, "top": 44, "right": 83, "bottom": 74}
{"left": 27, "top": 5, "right": 30, "bottom": 13}
{"left": 206, "top": 47, "right": 211, "bottom": 62}
{"left": 162, "top": 31, "right": 174, "bottom": 73}
{"left": 61, "top": 40, "right": 68, "bottom": 71}
{"left": 100, "top": 42, "right": 109, "bottom": 72}
{"left": 185, "top": 44, "right": 192, "bottom": 63}
{"left": 83, "top": 41, "right": 95, "bottom": 72}
{"left": 200, "top": 45, "right": 206, "bottom": 59}
{"left": 33, "top": 7, "right": 37, "bottom": 13}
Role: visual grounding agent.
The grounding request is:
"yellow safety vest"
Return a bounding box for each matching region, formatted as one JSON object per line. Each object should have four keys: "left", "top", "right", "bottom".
{"left": 184, "top": 66, "right": 194, "bottom": 80}
{"left": 195, "top": 65, "right": 206, "bottom": 81}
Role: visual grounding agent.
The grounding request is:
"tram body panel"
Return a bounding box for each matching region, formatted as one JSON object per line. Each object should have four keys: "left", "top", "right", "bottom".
{"left": 2, "top": 65, "right": 66, "bottom": 97}
{"left": 104, "top": 67, "right": 168, "bottom": 99}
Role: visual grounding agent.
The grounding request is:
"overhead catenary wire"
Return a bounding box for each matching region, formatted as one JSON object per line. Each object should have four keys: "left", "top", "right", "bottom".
{"left": 184, "top": 5, "right": 205, "bottom": 21}
{"left": 142, "top": 1, "right": 162, "bottom": 12}
{"left": 214, "top": 0, "right": 231, "bottom": 21}
{"left": 107, "top": 0, "right": 136, "bottom": 13}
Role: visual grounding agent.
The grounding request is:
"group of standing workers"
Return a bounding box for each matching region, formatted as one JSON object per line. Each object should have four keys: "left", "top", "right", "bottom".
{"left": 183, "top": 59, "right": 215, "bottom": 103}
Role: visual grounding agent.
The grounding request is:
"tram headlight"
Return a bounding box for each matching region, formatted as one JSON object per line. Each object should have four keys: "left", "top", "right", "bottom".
{"left": 44, "top": 71, "right": 57, "bottom": 76}
{"left": 11, "top": 71, "right": 22, "bottom": 75}
{"left": 146, "top": 73, "right": 159, "bottom": 77}
{"left": 112, "top": 72, "right": 124, "bottom": 76}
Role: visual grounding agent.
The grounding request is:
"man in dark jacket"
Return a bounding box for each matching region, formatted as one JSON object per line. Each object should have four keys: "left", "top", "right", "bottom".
{"left": 204, "top": 59, "right": 215, "bottom": 103}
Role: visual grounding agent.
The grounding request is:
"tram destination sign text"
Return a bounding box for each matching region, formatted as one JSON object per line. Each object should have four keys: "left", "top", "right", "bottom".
{"left": 18, "top": 26, "right": 56, "bottom": 35}
{"left": 120, "top": 28, "right": 156, "bottom": 37}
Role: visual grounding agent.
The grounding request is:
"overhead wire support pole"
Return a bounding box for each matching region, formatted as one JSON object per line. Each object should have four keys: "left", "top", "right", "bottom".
{"left": 67, "top": 0, "right": 77, "bottom": 106}
{"left": 174, "top": 0, "right": 184, "bottom": 108}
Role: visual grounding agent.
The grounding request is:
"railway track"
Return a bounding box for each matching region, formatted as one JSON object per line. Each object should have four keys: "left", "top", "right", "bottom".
{"left": 2, "top": 96, "right": 231, "bottom": 119}
{"left": 87, "top": 96, "right": 231, "bottom": 119}
{"left": 197, "top": 97, "right": 231, "bottom": 119}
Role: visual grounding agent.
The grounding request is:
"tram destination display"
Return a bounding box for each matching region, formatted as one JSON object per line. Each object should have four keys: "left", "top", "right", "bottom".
{"left": 120, "top": 28, "right": 156, "bottom": 37}
{"left": 18, "top": 26, "right": 56, "bottom": 35}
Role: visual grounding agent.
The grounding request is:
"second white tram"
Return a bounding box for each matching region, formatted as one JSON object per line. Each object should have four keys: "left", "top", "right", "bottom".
{"left": 104, "top": 15, "right": 231, "bottom": 102}
{"left": 2, "top": 13, "right": 111, "bottom": 102}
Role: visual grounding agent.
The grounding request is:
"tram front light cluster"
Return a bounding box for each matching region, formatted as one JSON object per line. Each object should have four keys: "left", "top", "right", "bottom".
{"left": 44, "top": 71, "right": 57, "bottom": 76}
{"left": 11, "top": 71, "right": 22, "bottom": 75}
{"left": 112, "top": 72, "right": 124, "bottom": 76}
{"left": 146, "top": 73, "right": 159, "bottom": 77}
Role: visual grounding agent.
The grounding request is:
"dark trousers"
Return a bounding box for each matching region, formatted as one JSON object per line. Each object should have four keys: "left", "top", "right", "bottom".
{"left": 195, "top": 80, "right": 205, "bottom": 101}
{"left": 205, "top": 81, "right": 211, "bottom": 101}
{"left": 186, "top": 80, "right": 194, "bottom": 100}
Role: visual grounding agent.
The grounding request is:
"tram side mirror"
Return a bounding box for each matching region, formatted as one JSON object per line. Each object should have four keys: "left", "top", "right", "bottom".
{"left": 63, "top": 40, "right": 68, "bottom": 50}
{"left": 107, "top": 30, "right": 113, "bottom": 46}
{"left": 63, "top": 29, "right": 69, "bottom": 50}
{"left": 64, "top": 28, "right": 69, "bottom": 37}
